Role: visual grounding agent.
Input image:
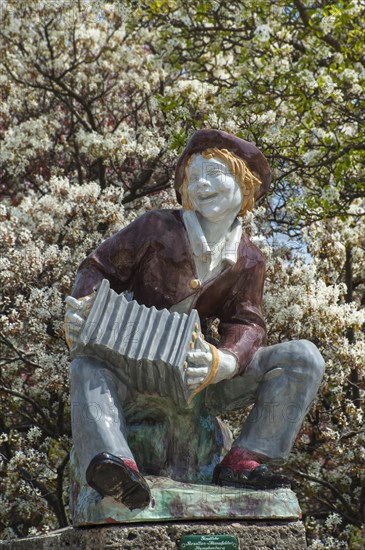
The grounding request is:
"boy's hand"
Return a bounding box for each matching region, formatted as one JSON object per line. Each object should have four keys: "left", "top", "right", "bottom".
{"left": 186, "top": 335, "right": 238, "bottom": 389}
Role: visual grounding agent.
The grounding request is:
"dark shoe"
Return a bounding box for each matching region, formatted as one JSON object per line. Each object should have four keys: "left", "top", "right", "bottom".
{"left": 213, "top": 463, "right": 291, "bottom": 490}
{"left": 86, "top": 452, "right": 151, "bottom": 510}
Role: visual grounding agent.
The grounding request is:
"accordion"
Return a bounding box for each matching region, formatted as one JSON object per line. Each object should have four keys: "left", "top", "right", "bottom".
{"left": 73, "top": 279, "right": 201, "bottom": 407}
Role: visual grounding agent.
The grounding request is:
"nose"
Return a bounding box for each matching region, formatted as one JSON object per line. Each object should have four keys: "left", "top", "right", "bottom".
{"left": 196, "top": 177, "right": 211, "bottom": 189}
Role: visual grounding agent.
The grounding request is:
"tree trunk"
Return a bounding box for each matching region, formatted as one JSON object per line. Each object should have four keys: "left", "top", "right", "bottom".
{"left": 345, "top": 246, "right": 361, "bottom": 409}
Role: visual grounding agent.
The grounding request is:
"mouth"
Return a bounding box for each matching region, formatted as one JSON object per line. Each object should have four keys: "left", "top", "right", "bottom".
{"left": 198, "top": 192, "right": 219, "bottom": 201}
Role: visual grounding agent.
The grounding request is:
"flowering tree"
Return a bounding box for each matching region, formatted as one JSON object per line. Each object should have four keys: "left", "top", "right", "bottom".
{"left": 1, "top": 1, "right": 364, "bottom": 547}
{"left": 0, "top": 0, "right": 211, "bottom": 201}
{"left": 0, "top": 177, "right": 130, "bottom": 536}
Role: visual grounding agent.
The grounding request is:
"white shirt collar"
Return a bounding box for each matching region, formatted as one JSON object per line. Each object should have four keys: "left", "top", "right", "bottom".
{"left": 182, "top": 210, "right": 242, "bottom": 265}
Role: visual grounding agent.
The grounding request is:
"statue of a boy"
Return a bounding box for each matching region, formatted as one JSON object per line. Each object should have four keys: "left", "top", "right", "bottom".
{"left": 65, "top": 129, "right": 324, "bottom": 511}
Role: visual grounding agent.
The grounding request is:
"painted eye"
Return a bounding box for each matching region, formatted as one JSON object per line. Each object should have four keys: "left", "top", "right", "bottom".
{"left": 206, "top": 169, "right": 223, "bottom": 177}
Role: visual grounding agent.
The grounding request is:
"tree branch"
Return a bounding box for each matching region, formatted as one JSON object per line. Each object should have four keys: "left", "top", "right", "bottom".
{"left": 0, "top": 385, "right": 54, "bottom": 433}
{"left": 0, "top": 333, "right": 42, "bottom": 370}
{"left": 289, "top": 467, "right": 361, "bottom": 526}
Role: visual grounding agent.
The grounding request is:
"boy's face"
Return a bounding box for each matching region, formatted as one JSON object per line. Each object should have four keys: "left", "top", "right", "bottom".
{"left": 187, "top": 154, "right": 242, "bottom": 222}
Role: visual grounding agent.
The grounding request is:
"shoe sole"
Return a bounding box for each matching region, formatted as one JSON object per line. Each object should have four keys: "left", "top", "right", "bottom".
{"left": 86, "top": 457, "right": 151, "bottom": 510}
{"left": 216, "top": 478, "right": 291, "bottom": 490}
{"left": 213, "top": 465, "right": 291, "bottom": 490}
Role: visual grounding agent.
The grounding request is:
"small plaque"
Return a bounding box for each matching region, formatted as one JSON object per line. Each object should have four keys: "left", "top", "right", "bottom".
{"left": 179, "top": 534, "right": 239, "bottom": 550}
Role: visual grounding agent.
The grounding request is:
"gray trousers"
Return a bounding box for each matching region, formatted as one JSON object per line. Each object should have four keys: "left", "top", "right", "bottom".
{"left": 70, "top": 339, "right": 324, "bottom": 481}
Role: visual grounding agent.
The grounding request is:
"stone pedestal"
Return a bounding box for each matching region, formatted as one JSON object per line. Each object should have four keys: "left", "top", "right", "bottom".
{"left": 0, "top": 521, "right": 307, "bottom": 549}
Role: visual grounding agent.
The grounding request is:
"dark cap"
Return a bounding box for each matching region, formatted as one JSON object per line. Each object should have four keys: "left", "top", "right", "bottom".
{"left": 174, "top": 129, "right": 271, "bottom": 203}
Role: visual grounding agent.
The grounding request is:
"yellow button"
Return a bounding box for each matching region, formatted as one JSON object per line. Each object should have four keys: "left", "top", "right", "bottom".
{"left": 189, "top": 278, "right": 200, "bottom": 290}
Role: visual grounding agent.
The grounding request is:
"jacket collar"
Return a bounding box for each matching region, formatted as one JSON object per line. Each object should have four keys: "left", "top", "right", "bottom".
{"left": 182, "top": 209, "right": 242, "bottom": 265}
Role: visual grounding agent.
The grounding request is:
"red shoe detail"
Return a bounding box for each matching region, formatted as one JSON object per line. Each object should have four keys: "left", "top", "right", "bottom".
{"left": 122, "top": 458, "right": 139, "bottom": 472}
{"left": 220, "top": 447, "right": 261, "bottom": 472}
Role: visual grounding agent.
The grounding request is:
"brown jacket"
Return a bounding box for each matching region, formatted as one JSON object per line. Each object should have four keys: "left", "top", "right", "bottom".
{"left": 72, "top": 210, "right": 267, "bottom": 375}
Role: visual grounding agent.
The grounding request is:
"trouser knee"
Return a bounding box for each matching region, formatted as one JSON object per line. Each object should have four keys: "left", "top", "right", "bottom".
{"left": 292, "top": 339, "right": 325, "bottom": 383}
